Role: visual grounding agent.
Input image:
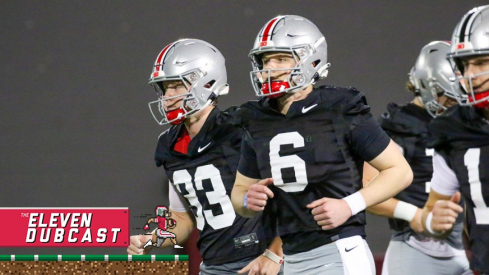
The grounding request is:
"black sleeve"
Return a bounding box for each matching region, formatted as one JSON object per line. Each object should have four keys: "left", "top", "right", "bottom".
{"left": 348, "top": 113, "right": 391, "bottom": 161}
{"left": 237, "top": 131, "right": 261, "bottom": 179}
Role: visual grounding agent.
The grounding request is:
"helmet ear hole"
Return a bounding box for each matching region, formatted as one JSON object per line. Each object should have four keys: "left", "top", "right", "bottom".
{"left": 204, "top": 80, "right": 215, "bottom": 89}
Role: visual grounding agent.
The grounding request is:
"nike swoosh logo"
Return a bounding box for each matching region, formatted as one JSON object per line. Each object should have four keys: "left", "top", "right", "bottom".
{"left": 302, "top": 104, "right": 317, "bottom": 113}
{"left": 197, "top": 142, "right": 211, "bottom": 153}
{"left": 345, "top": 245, "right": 358, "bottom": 252}
{"left": 175, "top": 60, "right": 188, "bottom": 66}
{"left": 286, "top": 33, "right": 304, "bottom": 37}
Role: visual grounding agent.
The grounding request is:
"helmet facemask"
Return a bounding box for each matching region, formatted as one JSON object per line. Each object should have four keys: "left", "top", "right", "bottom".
{"left": 250, "top": 43, "right": 328, "bottom": 98}
{"left": 249, "top": 15, "right": 329, "bottom": 99}
{"left": 411, "top": 41, "right": 459, "bottom": 117}
{"left": 147, "top": 39, "right": 229, "bottom": 126}
{"left": 149, "top": 69, "right": 212, "bottom": 125}
{"left": 453, "top": 70, "right": 489, "bottom": 109}
{"left": 446, "top": 5, "right": 489, "bottom": 109}
{"left": 422, "top": 80, "right": 449, "bottom": 117}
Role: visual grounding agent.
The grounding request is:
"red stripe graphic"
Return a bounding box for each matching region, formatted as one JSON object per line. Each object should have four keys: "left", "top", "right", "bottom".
{"left": 260, "top": 18, "right": 279, "bottom": 43}
{"left": 155, "top": 43, "right": 174, "bottom": 72}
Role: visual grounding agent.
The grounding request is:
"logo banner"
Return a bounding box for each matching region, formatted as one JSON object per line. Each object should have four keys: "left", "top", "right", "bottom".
{"left": 0, "top": 208, "right": 129, "bottom": 247}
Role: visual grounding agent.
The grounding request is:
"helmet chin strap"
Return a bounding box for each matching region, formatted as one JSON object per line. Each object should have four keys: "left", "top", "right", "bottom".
{"left": 166, "top": 108, "right": 186, "bottom": 125}
{"left": 469, "top": 90, "right": 489, "bottom": 109}
{"left": 261, "top": 81, "right": 290, "bottom": 98}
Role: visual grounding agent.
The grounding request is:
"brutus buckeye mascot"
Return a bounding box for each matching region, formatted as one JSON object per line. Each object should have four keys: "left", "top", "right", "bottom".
{"left": 143, "top": 206, "right": 182, "bottom": 249}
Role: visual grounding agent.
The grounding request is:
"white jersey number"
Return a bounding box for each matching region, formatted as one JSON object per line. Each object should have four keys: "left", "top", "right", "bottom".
{"left": 464, "top": 148, "right": 489, "bottom": 224}
{"left": 173, "top": 164, "right": 236, "bottom": 230}
{"left": 425, "top": 148, "right": 434, "bottom": 193}
{"left": 269, "top": 132, "right": 308, "bottom": 192}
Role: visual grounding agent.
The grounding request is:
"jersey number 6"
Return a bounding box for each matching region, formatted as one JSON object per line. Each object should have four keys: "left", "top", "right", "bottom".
{"left": 269, "top": 132, "right": 309, "bottom": 192}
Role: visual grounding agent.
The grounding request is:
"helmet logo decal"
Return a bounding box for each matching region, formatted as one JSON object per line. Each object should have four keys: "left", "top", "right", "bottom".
{"left": 457, "top": 43, "right": 465, "bottom": 50}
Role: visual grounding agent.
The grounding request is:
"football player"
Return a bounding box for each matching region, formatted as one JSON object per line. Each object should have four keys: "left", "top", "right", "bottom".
{"left": 127, "top": 39, "right": 283, "bottom": 275}
{"left": 231, "top": 15, "right": 413, "bottom": 275}
{"left": 421, "top": 5, "right": 489, "bottom": 275}
{"left": 363, "top": 41, "right": 471, "bottom": 275}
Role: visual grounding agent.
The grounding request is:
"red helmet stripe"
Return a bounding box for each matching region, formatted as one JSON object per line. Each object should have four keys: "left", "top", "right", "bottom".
{"left": 260, "top": 16, "right": 284, "bottom": 44}
{"left": 154, "top": 42, "right": 176, "bottom": 72}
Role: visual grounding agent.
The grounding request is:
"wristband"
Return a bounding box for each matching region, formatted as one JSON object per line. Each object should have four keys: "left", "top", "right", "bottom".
{"left": 393, "top": 201, "right": 418, "bottom": 222}
{"left": 262, "top": 249, "right": 283, "bottom": 265}
{"left": 343, "top": 192, "right": 366, "bottom": 216}
{"left": 244, "top": 193, "right": 248, "bottom": 209}
{"left": 425, "top": 211, "right": 442, "bottom": 236}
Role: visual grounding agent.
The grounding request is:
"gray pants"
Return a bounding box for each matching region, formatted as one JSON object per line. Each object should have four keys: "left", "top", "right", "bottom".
{"left": 284, "top": 236, "right": 375, "bottom": 275}
{"left": 382, "top": 240, "right": 472, "bottom": 275}
{"left": 199, "top": 256, "right": 284, "bottom": 275}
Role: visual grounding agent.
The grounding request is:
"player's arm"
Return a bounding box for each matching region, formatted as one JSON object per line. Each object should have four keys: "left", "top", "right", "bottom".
{"left": 232, "top": 132, "right": 275, "bottom": 218}
{"left": 363, "top": 162, "right": 423, "bottom": 232}
{"left": 231, "top": 172, "right": 274, "bottom": 218}
{"left": 238, "top": 236, "right": 283, "bottom": 275}
{"left": 308, "top": 140, "right": 412, "bottom": 230}
{"left": 360, "top": 140, "right": 413, "bottom": 209}
{"left": 420, "top": 152, "right": 463, "bottom": 238}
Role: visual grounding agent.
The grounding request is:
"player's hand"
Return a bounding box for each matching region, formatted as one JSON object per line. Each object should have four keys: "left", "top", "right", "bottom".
{"left": 246, "top": 178, "right": 274, "bottom": 212}
{"left": 127, "top": 234, "right": 152, "bottom": 255}
{"left": 430, "top": 192, "right": 463, "bottom": 233}
{"left": 307, "top": 197, "right": 351, "bottom": 230}
{"left": 237, "top": 254, "right": 281, "bottom": 275}
{"left": 409, "top": 208, "right": 424, "bottom": 233}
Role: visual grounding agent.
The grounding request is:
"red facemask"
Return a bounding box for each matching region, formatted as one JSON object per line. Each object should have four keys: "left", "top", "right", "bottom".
{"left": 166, "top": 108, "right": 186, "bottom": 125}
{"left": 469, "top": 90, "right": 489, "bottom": 109}
{"left": 261, "top": 81, "right": 290, "bottom": 99}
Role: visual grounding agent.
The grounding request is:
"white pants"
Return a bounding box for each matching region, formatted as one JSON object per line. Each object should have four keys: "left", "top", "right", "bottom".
{"left": 284, "top": 236, "right": 375, "bottom": 275}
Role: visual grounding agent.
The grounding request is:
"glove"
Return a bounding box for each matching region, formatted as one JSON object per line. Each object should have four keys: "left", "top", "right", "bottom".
{"left": 143, "top": 224, "right": 150, "bottom": 231}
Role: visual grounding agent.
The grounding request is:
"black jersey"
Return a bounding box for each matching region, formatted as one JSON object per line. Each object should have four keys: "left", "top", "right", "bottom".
{"left": 236, "top": 86, "right": 391, "bottom": 254}
{"left": 154, "top": 107, "right": 269, "bottom": 266}
{"left": 428, "top": 105, "right": 489, "bottom": 273}
{"left": 379, "top": 103, "right": 433, "bottom": 230}
{"left": 380, "top": 103, "right": 464, "bottom": 250}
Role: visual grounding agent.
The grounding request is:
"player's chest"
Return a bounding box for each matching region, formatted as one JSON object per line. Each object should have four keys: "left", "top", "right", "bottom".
{"left": 248, "top": 116, "right": 345, "bottom": 163}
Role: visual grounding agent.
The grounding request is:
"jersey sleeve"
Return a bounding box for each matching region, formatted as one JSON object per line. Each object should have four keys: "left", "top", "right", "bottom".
{"left": 348, "top": 113, "right": 391, "bottom": 161}
{"left": 430, "top": 152, "right": 460, "bottom": 196}
{"left": 168, "top": 181, "right": 191, "bottom": 212}
{"left": 237, "top": 132, "right": 261, "bottom": 179}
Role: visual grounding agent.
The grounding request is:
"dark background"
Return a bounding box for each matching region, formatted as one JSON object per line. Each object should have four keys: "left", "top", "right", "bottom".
{"left": 0, "top": 0, "right": 484, "bottom": 261}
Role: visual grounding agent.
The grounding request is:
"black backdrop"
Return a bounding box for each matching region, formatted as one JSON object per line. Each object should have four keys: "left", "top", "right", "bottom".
{"left": 0, "top": 0, "right": 485, "bottom": 258}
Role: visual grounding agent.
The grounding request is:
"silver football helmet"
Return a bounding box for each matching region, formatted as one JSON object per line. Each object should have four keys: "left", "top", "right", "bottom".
{"left": 249, "top": 15, "right": 330, "bottom": 98}
{"left": 411, "top": 41, "right": 457, "bottom": 117}
{"left": 148, "top": 39, "right": 229, "bottom": 125}
{"left": 448, "top": 5, "right": 489, "bottom": 109}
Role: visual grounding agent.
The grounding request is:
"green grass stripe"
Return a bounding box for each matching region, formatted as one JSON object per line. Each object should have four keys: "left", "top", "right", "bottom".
{"left": 37, "top": 255, "right": 58, "bottom": 261}
{"left": 131, "top": 255, "right": 152, "bottom": 261}
{"left": 0, "top": 255, "right": 189, "bottom": 261}
{"left": 14, "top": 255, "right": 35, "bottom": 261}
{"left": 108, "top": 255, "right": 128, "bottom": 261}
{"left": 84, "top": 255, "right": 105, "bottom": 261}
{"left": 61, "top": 255, "right": 82, "bottom": 261}
{"left": 155, "top": 255, "right": 188, "bottom": 261}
